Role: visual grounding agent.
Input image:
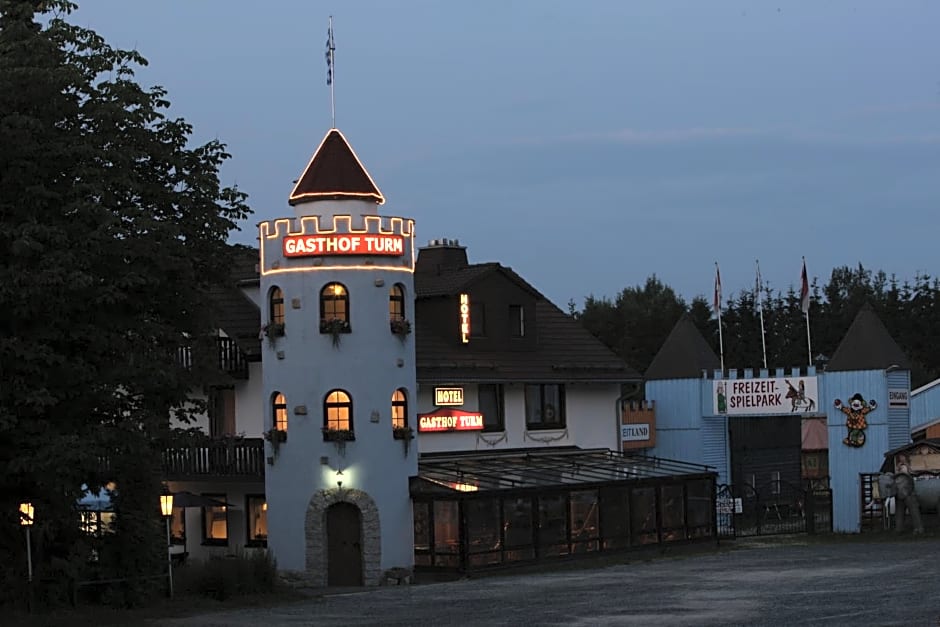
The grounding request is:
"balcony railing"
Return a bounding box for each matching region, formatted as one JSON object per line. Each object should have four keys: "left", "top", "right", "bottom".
{"left": 178, "top": 337, "right": 249, "bottom": 380}
{"left": 162, "top": 437, "right": 265, "bottom": 480}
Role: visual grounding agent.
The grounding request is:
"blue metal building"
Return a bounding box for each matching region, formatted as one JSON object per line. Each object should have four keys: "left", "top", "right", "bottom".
{"left": 646, "top": 305, "right": 911, "bottom": 532}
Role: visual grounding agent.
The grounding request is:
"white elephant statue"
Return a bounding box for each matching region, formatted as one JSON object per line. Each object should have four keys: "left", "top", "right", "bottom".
{"left": 877, "top": 472, "right": 924, "bottom": 534}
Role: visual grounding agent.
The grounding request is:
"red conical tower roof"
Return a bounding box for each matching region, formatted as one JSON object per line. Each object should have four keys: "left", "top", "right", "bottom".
{"left": 288, "top": 128, "right": 385, "bottom": 206}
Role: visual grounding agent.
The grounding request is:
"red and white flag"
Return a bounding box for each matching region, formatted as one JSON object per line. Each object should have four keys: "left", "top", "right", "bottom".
{"left": 714, "top": 263, "right": 722, "bottom": 315}
{"left": 800, "top": 258, "right": 810, "bottom": 314}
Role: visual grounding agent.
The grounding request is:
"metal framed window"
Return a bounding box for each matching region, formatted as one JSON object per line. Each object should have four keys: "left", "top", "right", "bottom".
{"left": 525, "top": 384, "right": 566, "bottom": 430}
{"left": 320, "top": 282, "right": 350, "bottom": 331}
{"left": 392, "top": 388, "right": 407, "bottom": 429}
{"left": 389, "top": 284, "right": 405, "bottom": 321}
{"left": 272, "top": 392, "right": 288, "bottom": 432}
{"left": 324, "top": 389, "right": 353, "bottom": 431}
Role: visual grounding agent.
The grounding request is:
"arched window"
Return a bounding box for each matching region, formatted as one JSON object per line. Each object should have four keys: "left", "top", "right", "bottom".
{"left": 269, "top": 287, "right": 285, "bottom": 325}
{"left": 389, "top": 284, "right": 405, "bottom": 322}
{"left": 324, "top": 389, "right": 353, "bottom": 432}
{"left": 272, "top": 392, "right": 288, "bottom": 431}
{"left": 320, "top": 283, "right": 350, "bottom": 333}
{"left": 391, "top": 388, "right": 407, "bottom": 429}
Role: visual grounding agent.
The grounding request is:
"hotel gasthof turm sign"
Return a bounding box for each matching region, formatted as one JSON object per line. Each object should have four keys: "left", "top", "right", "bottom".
{"left": 713, "top": 376, "right": 819, "bottom": 416}
{"left": 434, "top": 387, "right": 464, "bottom": 407}
{"left": 282, "top": 233, "right": 404, "bottom": 257}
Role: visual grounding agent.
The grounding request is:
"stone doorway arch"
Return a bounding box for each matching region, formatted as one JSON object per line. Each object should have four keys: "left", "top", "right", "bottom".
{"left": 306, "top": 488, "right": 381, "bottom": 586}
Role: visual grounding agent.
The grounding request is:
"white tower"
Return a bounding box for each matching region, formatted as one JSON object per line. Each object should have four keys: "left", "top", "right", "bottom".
{"left": 259, "top": 128, "right": 417, "bottom": 586}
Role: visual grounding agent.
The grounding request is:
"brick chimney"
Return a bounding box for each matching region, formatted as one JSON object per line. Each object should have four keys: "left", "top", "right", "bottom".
{"left": 415, "top": 238, "right": 469, "bottom": 275}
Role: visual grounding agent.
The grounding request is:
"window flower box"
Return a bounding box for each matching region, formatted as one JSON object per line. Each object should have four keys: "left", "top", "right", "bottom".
{"left": 322, "top": 428, "right": 355, "bottom": 442}
{"left": 390, "top": 318, "right": 412, "bottom": 338}
{"left": 320, "top": 318, "right": 351, "bottom": 347}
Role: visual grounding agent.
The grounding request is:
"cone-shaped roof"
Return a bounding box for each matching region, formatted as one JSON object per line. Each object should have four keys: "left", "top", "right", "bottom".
{"left": 827, "top": 302, "right": 910, "bottom": 371}
{"left": 645, "top": 314, "right": 720, "bottom": 380}
{"left": 288, "top": 128, "right": 385, "bottom": 206}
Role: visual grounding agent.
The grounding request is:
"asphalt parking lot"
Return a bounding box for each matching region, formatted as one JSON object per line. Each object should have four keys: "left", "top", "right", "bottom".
{"left": 160, "top": 536, "right": 940, "bottom": 626}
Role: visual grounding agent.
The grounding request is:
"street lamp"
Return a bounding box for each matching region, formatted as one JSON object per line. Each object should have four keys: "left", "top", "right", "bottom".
{"left": 19, "top": 502, "right": 34, "bottom": 585}
{"left": 160, "top": 491, "right": 174, "bottom": 599}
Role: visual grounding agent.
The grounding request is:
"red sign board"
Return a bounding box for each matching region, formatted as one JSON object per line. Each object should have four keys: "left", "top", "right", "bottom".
{"left": 283, "top": 234, "right": 404, "bottom": 257}
{"left": 417, "top": 408, "right": 484, "bottom": 433}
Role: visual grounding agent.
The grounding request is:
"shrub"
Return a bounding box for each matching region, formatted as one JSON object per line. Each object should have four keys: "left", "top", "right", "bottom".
{"left": 177, "top": 550, "right": 277, "bottom": 601}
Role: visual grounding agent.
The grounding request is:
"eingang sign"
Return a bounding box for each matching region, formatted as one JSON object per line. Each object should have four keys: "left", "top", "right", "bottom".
{"left": 282, "top": 233, "right": 404, "bottom": 257}
{"left": 714, "top": 376, "right": 818, "bottom": 415}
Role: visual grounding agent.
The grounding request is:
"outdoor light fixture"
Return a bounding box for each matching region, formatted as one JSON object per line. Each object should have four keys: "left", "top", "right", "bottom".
{"left": 20, "top": 502, "right": 34, "bottom": 586}
{"left": 160, "top": 489, "right": 174, "bottom": 598}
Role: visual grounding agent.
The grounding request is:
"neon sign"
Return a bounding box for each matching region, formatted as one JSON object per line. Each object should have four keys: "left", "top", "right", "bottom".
{"left": 418, "top": 408, "right": 484, "bottom": 433}
{"left": 434, "top": 387, "right": 464, "bottom": 407}
{"left": 459, "top": 293, "right": 470, "bottom": 343}
{"left": 283, "top": 234, "right": 404, "bottom": 257}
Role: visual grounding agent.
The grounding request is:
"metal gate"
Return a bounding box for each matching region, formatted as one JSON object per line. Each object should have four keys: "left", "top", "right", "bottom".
{"left": 717, "top": 481, "right": 832, "bottom": 538}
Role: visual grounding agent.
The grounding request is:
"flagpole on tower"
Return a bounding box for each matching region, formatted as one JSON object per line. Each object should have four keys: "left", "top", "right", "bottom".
{"left": 756, "top": 259, "right": 768, "bottom": 370}
{"left": 326, "top": 16, "right": 336, "bottom": 128}
{"left": 800, "top": 257, "right": 813, "bottom": 367}
{"left": 714, "top": 262, "right": 725, "bottom": 373}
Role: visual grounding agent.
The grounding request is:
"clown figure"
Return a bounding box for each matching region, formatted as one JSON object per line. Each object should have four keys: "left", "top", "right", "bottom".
{"left": 834, "top": 393, "right": 877, "bottom": 448}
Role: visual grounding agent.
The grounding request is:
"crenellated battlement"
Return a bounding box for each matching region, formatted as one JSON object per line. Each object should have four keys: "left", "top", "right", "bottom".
{"left": 260, "top": 214, "right": 415, "bottom": 240}
{"left": 259, "top": 214, "right": 416, "bottom": 276}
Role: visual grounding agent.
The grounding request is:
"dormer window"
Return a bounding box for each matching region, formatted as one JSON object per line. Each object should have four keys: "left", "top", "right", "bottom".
{"left": 509, "top": 305, "right": 525, "bottom": 338}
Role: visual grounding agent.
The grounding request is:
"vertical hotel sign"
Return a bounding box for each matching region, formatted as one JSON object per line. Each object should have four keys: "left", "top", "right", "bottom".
{"left": 459, "top": 293, "right": 470, "bottom": 343}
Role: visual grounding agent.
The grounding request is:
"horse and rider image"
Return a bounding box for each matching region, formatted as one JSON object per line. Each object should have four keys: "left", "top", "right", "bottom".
{"left": 784, "top": 379, "right": 816, "bottom": 413}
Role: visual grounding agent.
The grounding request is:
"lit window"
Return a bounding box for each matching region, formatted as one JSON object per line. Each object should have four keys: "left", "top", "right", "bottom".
{"left": 389, "top": 284, "right": 405, "bottom": 322}
{"left": 269, "top": 286, "right": 285, "bottom": 325}
{"left": 392, "top": 388, "right": 407, "bottom": 429}
{"left": 170, "top": 507, "right": 186, "bottom": 545}
{"left": 525, "top": 384, "right": 566, "bottom": 430}
{"left": 324, "top": 389, "right": 353, "bottom": 432}
{"left": 246, "top": 495, "right": 268, "bottom": 547}
{"left": 202, "top": 494, "right": 228, "bottom": 546}
{"left": 273, "top": 392, "right": 288, "bottom": 432}
{"left": 320, "top": 283, "right": 350, "bottom": 332}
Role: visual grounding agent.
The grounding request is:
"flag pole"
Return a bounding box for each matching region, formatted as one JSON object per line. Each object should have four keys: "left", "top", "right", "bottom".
{"left": 756, "top": 259, "right": 767, "bottom": 370}
{"left": 800, "top": 256, "right": 813, "bottom": 367}
{"left": 327, "top": 16, "right": 336, "bottom": 128}
{"left": 715, "top": 262, "right": 725, "bottom": 373}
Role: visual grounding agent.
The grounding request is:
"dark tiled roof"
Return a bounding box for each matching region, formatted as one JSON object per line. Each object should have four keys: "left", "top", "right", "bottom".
{"left": 209, "top": 286, "right": 261, "bottom": 359}
{"left": 827, "top": 303, "right": 910, "bottom": 372}
{"left": 209, "top": 245, "right": 261, "bottom": 358}
{"left": 415, "top": 263, "right": 499, "bottom": 298}
{"left": 416, "top": 292, "right": 640, "bottom": 384}
{"left": 645, "top": 314, "right": 720, "bottom": 381}
{"left": 288, "top": 128, "right": 384, "bottom": 206}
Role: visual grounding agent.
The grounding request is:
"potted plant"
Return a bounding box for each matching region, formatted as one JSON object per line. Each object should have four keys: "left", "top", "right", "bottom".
{"left": 263, "top": 428, "right": 287, "bottom": 457}
{"left": 319, "top": 318, "right": 350, "bottom": 347}
{"left": 392, "top": 425, "right": 414, "bottom": 441}
{"left": 393, "top": 425, "right": 415, "bottom": 455}
{"left": 390, "top": 318, "right": 412, "bottom": 340}
{"left": 261, "top": 322, "right": 285, "bottom": 343}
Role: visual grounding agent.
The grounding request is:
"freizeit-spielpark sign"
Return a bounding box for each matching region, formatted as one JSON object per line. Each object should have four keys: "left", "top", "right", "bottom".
{"left": 713, "top": 376, "right": 818, "bottom": 416}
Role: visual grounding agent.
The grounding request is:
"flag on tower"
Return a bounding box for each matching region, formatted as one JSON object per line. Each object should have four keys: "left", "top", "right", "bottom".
{"left": 800, "top": 258, "right": 810, "bottom": 315}
{"left": 325, "top": 20, "right": 335, "bottom": 86}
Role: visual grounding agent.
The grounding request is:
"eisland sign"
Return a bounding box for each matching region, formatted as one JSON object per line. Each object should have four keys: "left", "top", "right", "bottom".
{"left": 713, "top": 376, "right": 818, "bottom": 416}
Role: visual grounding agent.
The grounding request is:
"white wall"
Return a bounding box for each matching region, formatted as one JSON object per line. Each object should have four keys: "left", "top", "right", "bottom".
{"left": 415, "top": 382, "right": 622, "bottom": 453}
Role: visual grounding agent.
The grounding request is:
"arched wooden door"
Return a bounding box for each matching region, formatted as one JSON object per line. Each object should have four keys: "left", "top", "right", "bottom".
{"left": 327, "top": 502, "right": 363, "bottom": 586}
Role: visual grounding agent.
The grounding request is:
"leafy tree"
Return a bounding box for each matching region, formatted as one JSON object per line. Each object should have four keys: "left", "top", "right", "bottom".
{"left": 0, "top": 0, "right": 249, "bottom": 606}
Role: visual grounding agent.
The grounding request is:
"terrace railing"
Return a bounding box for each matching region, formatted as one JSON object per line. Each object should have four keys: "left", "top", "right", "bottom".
{"left": 162, "top": 437, "right": 265, "bottom": 480}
